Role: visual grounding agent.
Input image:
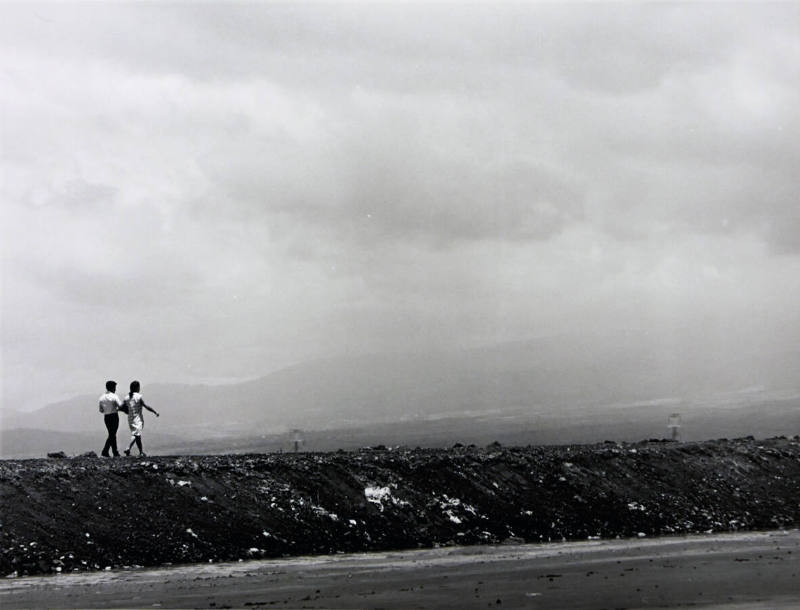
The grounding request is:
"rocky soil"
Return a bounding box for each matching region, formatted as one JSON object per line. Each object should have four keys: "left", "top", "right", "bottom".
{"left": 2, "top": 436, "right": 799, "bottom": 577}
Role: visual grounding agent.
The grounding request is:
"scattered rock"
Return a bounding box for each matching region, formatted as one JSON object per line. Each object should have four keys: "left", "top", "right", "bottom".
{"left": 46, "top": 452, "right": 67, "bottom": 459}
{"left": 3, "top": 436, "right": 800, "bottom": 576}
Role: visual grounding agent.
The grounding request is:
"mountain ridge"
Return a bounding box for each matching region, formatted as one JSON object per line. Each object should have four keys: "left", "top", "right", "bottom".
{"left": 3, "top": 333, "right": 798, "bottom": 453}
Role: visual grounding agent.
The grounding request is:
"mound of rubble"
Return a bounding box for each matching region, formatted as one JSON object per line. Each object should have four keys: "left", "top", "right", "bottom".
{"left": 2, "top": 436, "right": 800, "bottom": 577}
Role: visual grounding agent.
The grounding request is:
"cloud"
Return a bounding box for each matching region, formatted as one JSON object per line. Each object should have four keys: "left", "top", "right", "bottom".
{"left": 2, "top": 3, "right": 800, "bottom": 412}
{"left": 264, "top": 139, "right": 585, "bottom": 248}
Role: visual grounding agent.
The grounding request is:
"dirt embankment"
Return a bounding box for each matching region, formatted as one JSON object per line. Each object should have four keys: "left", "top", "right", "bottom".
{"left": 2, "top": 437, "right": 799, "bottom": 577}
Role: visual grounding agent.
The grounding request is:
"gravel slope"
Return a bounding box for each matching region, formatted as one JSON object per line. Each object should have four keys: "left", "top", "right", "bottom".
{"left": 2, "top": 436, "right": 799, "bottom": 577}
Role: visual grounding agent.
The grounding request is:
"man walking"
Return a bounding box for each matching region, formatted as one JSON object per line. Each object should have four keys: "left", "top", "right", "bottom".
{"left": 99, "top": 380, "right": 122, "bottom": 457}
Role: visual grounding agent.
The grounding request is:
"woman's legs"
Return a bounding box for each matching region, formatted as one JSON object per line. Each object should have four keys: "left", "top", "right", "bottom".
{"left": 125, "top": 434, "right": 145, "bottom": 455}
{"left": 125, "top": 415, "right": 145, "bottom": 455}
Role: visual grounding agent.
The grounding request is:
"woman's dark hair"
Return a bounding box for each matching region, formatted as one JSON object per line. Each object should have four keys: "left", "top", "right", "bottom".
{"left": 105, "top": 380, "right": 116, "bottom": 391}
{"left": 129, "top": 380, "right": 140, "bottom": 398}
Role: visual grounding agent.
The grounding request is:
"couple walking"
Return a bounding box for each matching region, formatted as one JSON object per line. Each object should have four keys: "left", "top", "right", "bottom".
{"left": 99, "top": 380, "right": 160, "bottom": 457}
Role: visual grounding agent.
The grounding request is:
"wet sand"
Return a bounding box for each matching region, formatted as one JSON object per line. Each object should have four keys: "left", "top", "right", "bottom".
{"left": 2, "top": 529, "right": 798, "bottom": 609}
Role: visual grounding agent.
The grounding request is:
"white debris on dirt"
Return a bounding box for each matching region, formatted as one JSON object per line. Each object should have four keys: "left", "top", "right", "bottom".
{"left": 365, "top": 485, "right": 409, "bottom": 511}
{"left": 436, "top": 494, "right": 477, "bottom": 524}
{"left": 365, "top": 486, "right": 391, "bottom": 506}
{"left": 313, "top": 505, "right": 339, "bottom": 520}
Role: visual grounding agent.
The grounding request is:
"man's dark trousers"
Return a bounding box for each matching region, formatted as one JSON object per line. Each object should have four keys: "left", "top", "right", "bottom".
{"left": 102, "top": 413, "right": 120, "bottom": 457}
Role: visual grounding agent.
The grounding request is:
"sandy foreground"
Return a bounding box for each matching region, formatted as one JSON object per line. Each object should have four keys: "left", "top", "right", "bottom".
{"left": 1, "top": 529, "right": 798, "bottom": 609}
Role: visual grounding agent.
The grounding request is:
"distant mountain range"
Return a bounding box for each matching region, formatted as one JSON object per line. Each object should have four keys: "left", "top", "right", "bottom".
{"left": 2, "top": 331, "right": 798, "bottom": 457}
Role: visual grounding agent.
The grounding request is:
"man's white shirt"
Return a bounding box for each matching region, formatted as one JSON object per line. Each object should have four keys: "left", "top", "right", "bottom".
{"left": 99, "top": 392, "right": 122, "bottom": 414}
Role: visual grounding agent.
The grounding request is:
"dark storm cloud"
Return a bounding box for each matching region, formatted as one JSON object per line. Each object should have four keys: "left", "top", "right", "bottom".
{"left": 337, "top": 155, "right": 583, "bottom": 245}
{"left": 212, "top": 129, "right": 584, "bottom": 247}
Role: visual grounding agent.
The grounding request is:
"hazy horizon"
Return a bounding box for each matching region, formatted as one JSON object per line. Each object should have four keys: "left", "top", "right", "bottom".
{"left": 3, "top": 3, "right": 800, "bottom": 415}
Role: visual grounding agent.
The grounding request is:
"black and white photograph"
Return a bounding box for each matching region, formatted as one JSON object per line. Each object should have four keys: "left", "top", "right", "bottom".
{"left": 1, "top": 2, "right": 799, "bottom": 608}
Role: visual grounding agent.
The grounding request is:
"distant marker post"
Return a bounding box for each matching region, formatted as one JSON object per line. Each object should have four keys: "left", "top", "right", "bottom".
{"left": 291, "top": 428, "right": 304, "bottom": 453}
{"left": 668, "top": 413, "right": 681, "bottom": 441}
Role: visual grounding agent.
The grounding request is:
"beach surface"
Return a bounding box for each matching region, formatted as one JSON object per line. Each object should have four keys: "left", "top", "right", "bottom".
{"left": 2, "top": 529, "right": 798, "bottom": 609}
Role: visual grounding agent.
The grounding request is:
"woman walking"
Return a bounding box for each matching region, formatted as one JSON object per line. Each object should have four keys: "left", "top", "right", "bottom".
{"left": 123, "top": 380, "right": 160, "bottom": 456}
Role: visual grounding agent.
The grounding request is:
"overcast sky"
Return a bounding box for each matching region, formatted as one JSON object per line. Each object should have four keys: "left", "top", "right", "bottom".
{"left": 2, "top": 2, "right": 800, "bottom": 413}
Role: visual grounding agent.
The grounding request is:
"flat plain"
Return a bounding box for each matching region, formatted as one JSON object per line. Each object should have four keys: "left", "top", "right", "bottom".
{"left": 1, "top": 529, "right": 798, "bottom": 609}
